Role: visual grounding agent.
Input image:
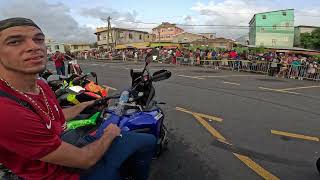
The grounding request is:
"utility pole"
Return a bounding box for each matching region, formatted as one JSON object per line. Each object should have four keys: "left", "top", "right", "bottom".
{"left": 101, "top": 17, "right": 114, "bottom": 50}
{"left": 106, "top": 16, "right": 113, "bottom": 50}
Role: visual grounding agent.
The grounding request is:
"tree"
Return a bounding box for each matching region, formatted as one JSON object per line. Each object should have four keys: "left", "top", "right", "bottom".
{"left": 301, "top": 28, "right": 320, "bottom": 50}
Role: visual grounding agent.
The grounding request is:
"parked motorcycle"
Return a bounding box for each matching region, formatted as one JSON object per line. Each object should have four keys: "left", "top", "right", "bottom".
{"left": 94, "top": 53, "right": 172, "bottom": 156}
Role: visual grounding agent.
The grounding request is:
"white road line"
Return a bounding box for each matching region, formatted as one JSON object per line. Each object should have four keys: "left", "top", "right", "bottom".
{"left": 280, "top": 85, "right": 320, "bottom": 91}
{"left": 197, "top": 75, "right": 265, "bottom": 78}
{"left": 223, "top": 81, "right": 240, "bottom": 86}
{"left": 103, "top": 85, "right": 117, "bottom": 91}
{"left": 178, "top": 75, "right": 204, "bottom": 80}
{"left": 259, "top": 87, "right": 300, "bottom": 95}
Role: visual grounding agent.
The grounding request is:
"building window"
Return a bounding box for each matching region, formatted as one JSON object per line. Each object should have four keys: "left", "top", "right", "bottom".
{"left": 74, "top": 45, "right": 78, "bottom": 49}
{"left": 282, "top": 12, "right": 287, "bottom": 16}
{"left": 129, "top": 33, "right": 133, "bottom": 39}
{"left": 272, "top": 39, "right": 277, "bottom": 46}
{"left": 97, "top": 34, "right": 100, "bottom": 41}
{"left": 260, "top": 28, "right": 265, "bottom": 32}
{"left": 210, "top": 35, "right": 214, "bottom": 39}
{"left": 103, "top": 35, "right": 107, "bottom": 40}
{"left": 273, "top": 25, "right": 277, "bottom": 30}
{"left": 119, "top": 32, "right": 124, "bottom": 38}
{"left": 55, "top": 45, "right": 59, "bottom": 50}
{"left": 262, "top": 15, "right": 266, "bottom": 19}
{"left": 161, "top": 29, "right": 165, "bottom": 32}
{"left": 139, "top": 34, "right": 142, "bottom": 40}
{"left": 283, "top": 36, "right": 289, "bottom": 42}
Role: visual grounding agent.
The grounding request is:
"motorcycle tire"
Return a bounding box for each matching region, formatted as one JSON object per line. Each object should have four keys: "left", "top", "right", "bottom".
{"left": 317, "top": 157, "right": 320, "bottom": 174}
{"left": 155, "top": 123, "right": 169, "bottom": 157}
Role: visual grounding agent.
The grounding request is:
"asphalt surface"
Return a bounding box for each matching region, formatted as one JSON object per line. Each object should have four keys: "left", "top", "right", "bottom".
{"left": 49, "top": 60, "right": 320, "bottom": 180}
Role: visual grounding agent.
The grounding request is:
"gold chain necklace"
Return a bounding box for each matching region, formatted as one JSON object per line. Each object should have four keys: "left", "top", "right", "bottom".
{"left": 0, "top": 78, "right": 55, "bottom": 125}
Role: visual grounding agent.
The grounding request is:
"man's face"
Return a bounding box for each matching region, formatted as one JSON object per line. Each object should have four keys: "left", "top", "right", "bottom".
{"left": 0, "top": 26, "right": 47, "bottom": 75}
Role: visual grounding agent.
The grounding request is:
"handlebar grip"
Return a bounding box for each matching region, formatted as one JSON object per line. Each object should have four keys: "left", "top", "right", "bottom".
{"left": 72, "top": 74, "right": 88, "bottom": 85}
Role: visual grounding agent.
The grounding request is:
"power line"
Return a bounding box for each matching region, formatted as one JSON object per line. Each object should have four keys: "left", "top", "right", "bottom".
{"left": 112, "top": 19, "right": 300, "bottom": 28}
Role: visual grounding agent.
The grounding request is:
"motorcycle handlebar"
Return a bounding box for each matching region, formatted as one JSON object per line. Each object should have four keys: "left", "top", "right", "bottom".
{"left": 72, "top": 74, "right": 89, "bottom": 85}
{"left": 92, "top": 95, "right": 121, "bottom": 106}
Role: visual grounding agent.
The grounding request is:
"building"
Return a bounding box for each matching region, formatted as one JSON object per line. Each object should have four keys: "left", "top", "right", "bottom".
{"left": 249, "top": 9, "right": 294, "bottom": 48}
{"left": 172, "top": 32, "right": 208, "bottom": 43}
{"left": 95, "top": 27, "right": 155, "bottom": 49}
{"left": 68, "top": 43, "right": 91, "bottom": 53}
{"left": 152, "top": 22, "right": 184, "bottom": 42}
{"left": 294, "top": 25, "right": 319, "bottom": 47}
{"left": 190, "top": 38, "right": 234, "bottom": 50}
{"left": 235, "top": 35, "right": 249, "bottom": 45}
{"left": 45, "top": 39, "right": 67, "bottom": 54}
{"left": 199, "top": 33, "right": 216, "bottom": 39}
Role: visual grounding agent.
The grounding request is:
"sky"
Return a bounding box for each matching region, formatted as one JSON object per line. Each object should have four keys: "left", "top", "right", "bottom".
{"left": 1, "top": 0, "right": 320, "bottom": 43}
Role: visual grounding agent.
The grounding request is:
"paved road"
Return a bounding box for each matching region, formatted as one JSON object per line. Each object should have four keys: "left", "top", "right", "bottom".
{"left": 50, "top": 60, "right": 320, "bottom": 180}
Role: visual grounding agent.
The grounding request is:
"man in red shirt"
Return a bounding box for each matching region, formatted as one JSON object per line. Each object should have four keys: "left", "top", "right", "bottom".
{"left": 52, "top": 51, "right": 65, "bottom": 76}
{"left": 0, "top": 17, "right": 156, "bottom": 180}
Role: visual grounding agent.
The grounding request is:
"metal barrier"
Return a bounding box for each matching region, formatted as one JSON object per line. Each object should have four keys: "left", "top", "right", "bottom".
{"left": 177, "top": 57, "right": 192, "bottom": 65}
{"left": 281, "top": 64, "right": 320, "bottom": 81}
{"left": 176, "top": 58, "right": 320, "bottom": 81}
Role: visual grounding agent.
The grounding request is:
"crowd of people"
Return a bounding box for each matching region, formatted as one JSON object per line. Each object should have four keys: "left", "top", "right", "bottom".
{"left": 70, "top": 47, "right": 320, "bottom": 80}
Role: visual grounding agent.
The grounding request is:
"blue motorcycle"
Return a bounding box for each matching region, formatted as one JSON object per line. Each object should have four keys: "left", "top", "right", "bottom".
{"left": 93, "top": 55, "right": 172, "bottom": 156}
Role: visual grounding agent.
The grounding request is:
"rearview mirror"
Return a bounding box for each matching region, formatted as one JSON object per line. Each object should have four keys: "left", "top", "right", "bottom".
{"left": 151, "top": 70, "right": 171, "bottom": 82}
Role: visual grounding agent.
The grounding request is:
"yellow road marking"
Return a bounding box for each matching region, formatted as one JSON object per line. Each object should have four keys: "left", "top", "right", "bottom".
{"left": 233, "top": 153, "right": 280, "bottom": 180}
{"left": 177, "top": 75, "right": 204, "bottom": 80}
{"left": 280, "top": 85, "right": 320, "bottom": 91}
{"left": 176, "top": 107, "right": 223, "bottom": 122}
{"left": 191, "top": 114, "right": 279, "bottom": 180}
{"left": 223, "top": 81, "right": 240, "bottom": 86}
{"left": 259, "top": 87, "right": 300, "bottom": 95}
{"left": 193, "top": 114, "right": 226, "bottom": 141}
{"left": 102, "top": 85, "right": 117, "bottom": 91}
{"left": 271, "top": 130, "right": 319, "bottom": 142}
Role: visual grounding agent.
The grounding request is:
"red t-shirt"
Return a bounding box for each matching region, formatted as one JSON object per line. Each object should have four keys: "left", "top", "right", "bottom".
{"left": 0, "top": 80, "right": 79, "bottom": 180}
{"left": 52, "top": 54, "right": 65, "bottom": 68}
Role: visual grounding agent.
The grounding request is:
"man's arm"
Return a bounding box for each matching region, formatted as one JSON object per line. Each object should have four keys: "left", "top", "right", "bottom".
{"left": 40, "top": 124, "right": 120, "bottom": 169}
{"left": 62, "top": 101, "right": 94, "bottom": 121}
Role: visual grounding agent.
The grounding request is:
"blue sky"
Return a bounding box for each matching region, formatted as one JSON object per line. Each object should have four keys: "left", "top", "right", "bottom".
{"left": 1, "top": 0, "right": 319, "bottom": 42}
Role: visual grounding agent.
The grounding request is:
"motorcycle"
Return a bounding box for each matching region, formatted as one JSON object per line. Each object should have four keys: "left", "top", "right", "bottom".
{"left": 94, "top": 52, "right": 172, "bottom": 156}
{"left": 41, "top": 71, "right": 108, "bottom": 107}
{"left": 64, "top": 51, "right": 172, "bottom": 156}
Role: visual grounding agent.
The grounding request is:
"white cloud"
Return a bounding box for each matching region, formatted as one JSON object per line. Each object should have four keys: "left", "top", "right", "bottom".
{"left": 0, "top": 0, "right": 96, "bottom": 43}
{"left": 79, "top": 7, "right": 154, "bottom": 32}
{"left": 190, "top": 0, "right": 270, "bottom": 39}
{"left": 295, "top": 8, "right": 320, "bottom": 27}
{"left": 190, "top": 0, "right": 320, "bottom": 39}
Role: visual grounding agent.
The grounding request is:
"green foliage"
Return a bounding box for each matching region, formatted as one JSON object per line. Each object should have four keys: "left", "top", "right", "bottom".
{"left": 301, "top": 28, "right": 320, "bottom": 50}
{"left": 250, "top": 46, "right": 266, "bottom": 54}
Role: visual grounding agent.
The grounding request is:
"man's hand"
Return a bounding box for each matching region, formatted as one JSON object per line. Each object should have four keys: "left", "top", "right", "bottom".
{"left": 79, "top": 100, "right": 95, "bottom": 109}
{"left": 62, "top": 100, "right": 96, "bottom": 121}
{"left": 103, "top": 124, "right": 121, "bottom": 139}
{"left": 41, "top": 124, "right": 120, "bottom": 169}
